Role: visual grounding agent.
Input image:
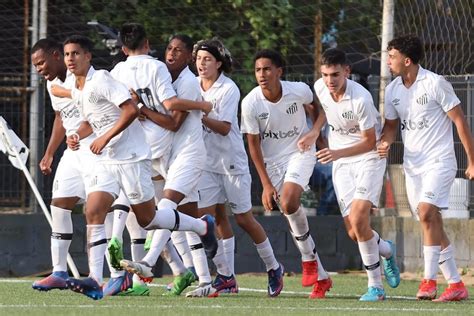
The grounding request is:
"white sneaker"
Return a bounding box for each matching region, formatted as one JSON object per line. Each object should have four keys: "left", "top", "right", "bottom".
{"left": 120, "top": 260, "right": 153, "bottom": 280}
{"left": 185, "top": 283, "right": 218, "bottom": 297}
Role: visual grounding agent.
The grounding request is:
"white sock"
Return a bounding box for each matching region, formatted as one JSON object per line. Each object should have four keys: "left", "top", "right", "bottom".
{"left": 439, "top": 244, "right": 461, "bottom": 284}
{"left": 372, "top": 230, "right": 392, "bottom": 258}
{"left": 50, "top": 206, "right": 73, "bottom": 273}
{"left": 158, "top": 198, "right": 178, "bottom": 210}
{"left": 212, "top": 239, "right": 232, "bottom": 276}
{"left": 162, "top": 239, "right": 187, "bottom": 276}
{"left": 255, "top": 238, "right": 279, "bottom": 271}
{"left": 87, "top": 224, "right": 107, "bottom": 284}
{"left": 314, "top": 252, "right": 329, "bottom": 280}
{"left": 111, "top": 204, "right": 129, "bottom": 242}
{"left": 126, "top": 212, "right": 147, "bottom": 261}
{"left": 153, "top": 179, "right": 165, "bottom": 204}
{"left": 187, "top": 231, "right": 211, "bottom": 284}
{"left": 222, "top": 237, "right": 235, "bottom": 275}
{"left": 358, "top": 234, "right": 383, "bottom": 289}
{"left": 172, "top": 231, "right": 194, "bottom": 268}
{"left": 423, "top": 245, "right": 441, "bottom": 280}
{"left": 145, "top": 208, "right": 206, "bottom": 235}
{"left": 142, "top": 229, "right": 172, "bottom": 267}
{"left": 285, "top": 207, "right": 316, "bottom": 261}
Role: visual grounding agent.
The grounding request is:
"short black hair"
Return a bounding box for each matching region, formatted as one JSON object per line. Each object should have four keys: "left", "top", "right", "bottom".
{"left": 120, "top": 23, "right": 147, "bottom": 51}
{"left": 254, "top": 49, "right": 285, "bottom": 69}
{"left": 387, "top": 35, "right": 424, "bottom": 64}
{"left": 63, "top": 35, "right": 94, "bottom": 52}
{"left": 169, "top": 34, "right": 194, "bottom": 52}
{"left": 193, "top": 37, "right": 233, "bottom": 73}
{"left": 31, "top": 38, "right": 62, "bottom": 55}
{"left": 321, "top": 48, "right": 347, "bottom": 67}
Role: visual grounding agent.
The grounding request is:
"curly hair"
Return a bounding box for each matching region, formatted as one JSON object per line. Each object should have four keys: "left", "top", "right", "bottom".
{"left": 193, "top": 37, "right": 233, "bottom": 73}
{"left": 387, "top": 35, "right": 424, "bottom": 64}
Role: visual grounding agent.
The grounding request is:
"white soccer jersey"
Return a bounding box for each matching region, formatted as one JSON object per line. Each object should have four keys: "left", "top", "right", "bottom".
{"left": 171, "top": 66, "right": 203, "bottom": 157}
{"left": 314, "top": 78, "right": 382, "bottom": 163}
{"left": 74, "top": 66, "right": 150, "bottom": 163}
{"left": 47, "top": 72, "right": 94, "bottom": 146}
{"left": 198, "top": 73, "right": 249, "bottom": 175}
{"left": 241, "top": 81, "right": 313, "bottom": 164}
{"left": 111, "top": 55, "right": 176, "bottom": 159}
{"left": 384, "top": 66, "right": 459, "bottom": 175}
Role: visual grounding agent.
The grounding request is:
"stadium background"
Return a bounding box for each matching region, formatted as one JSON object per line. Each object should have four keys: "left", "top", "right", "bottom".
{"left": 0, "top": 0, "right": 473, "bottom": 276}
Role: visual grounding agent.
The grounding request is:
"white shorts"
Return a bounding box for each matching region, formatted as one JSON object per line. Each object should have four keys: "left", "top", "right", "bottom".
{"left": 112, "top": 190, "right": 130, "bottom": 207}
{"left": 165, "top": 146, "right": 206, "bottom": 205}
{"left": 266, "top": 151, "right": 316, "bottom": 194}
{"left": 151, "top": 153, "right": 170, "bottom": 179}
{"left": 197, "top": 171, "right": 252, "bottom": 214}
{"left": 405, "top": 163, "right": 456, "bottom": 217}
{"left": 85, "top": 159, "right": 155, "bottom": 205}
{"left": 52, "top": 148, "right": 97, "bottom": 201}
{"left": 333, "top": 157, "right": 386, "bottom": 217}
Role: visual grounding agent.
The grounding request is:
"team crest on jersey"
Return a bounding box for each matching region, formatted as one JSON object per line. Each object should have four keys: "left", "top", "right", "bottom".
{"left": 342, "top": 110, "right": 355, "bottom": 120}
{"left": 258, "top": 112, "right": 269, "bottom": 120}
{"left": 286, "top": 102, "right": 298, "bottom": 114}
{"left": 416, "top": 93, "right": 429, "bottom": 106}
{"left": 88, "top": 92, "right": 102, "bottom": 104}
{"left": 392, "top": 98, "right": 400, "bottom": 106}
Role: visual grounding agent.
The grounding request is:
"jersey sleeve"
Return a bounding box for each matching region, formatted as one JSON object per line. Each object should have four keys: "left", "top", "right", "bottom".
{"left": 154, "top": 64, "right": 178, "bottom": 103}
{"left": 383, "top": 84, "right": 399, "bottom": 120}
{"left": 356, "top": 94, "right": 377, "bottom": 131}
{"left": 240, "top": 95, "right": 260, "bottom": 135}
{"left": 99, "top": 72, "right": 131, "bottom": 107}
{"left": 299, "top": 82, "right": 314, "bottom": 104}
{"left": 435, "top": 76, "right": 460, "bottom": 112}
{"left": 216, "top": 84, "right": 240, "bottom": 124}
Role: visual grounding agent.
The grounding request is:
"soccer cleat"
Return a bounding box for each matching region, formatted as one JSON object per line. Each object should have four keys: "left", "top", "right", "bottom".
{"left": 212, "top": 273, "right": 238, "bottom": 294}
{"left": 382, "top": 240, "right": 400, "bottom": 288}
{"left": 108, "top": 237, "right": 124, "bottom": 270}
{"left": 310, "top": 278, "right": 333, "bottom": 299}
{"left": 199, "top": 215, "right": 218, "bottom": 259}
{"left": 359, "top": 286, "right": 386, "bottom": 302}
{"left": 185, "top": 283, "right": 219, "bottom": 298}
{"left": 267, "top": 263, "right": 284, "bottom": 297}
{"left": 103, "top": 271, "right": 133, "bottom": 296}
{"left": 301, "top": 260, "right": 318, "bottom": 287}
{"left": 66, "top": 277, "right": 103, "bottom": 300}
{"left": 433, "top": 281, "right": 468, "bottom": 302}
{"left": 120, "top": 259, "right": 154, "bottom": 283}
{"left": 32, "top": 271, "right": 68, "bottom": 291}
{"left": 164, "top": 270, "right": 198, "bottom": 296}
{"left": 416, "top": 279, "right": 437, "bottom": 300}
{"left": 117, "top": 283, "right": 150, "bottom": 296}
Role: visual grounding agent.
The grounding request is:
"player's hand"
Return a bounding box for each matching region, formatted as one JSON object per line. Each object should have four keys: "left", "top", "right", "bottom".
{"left": 39, "top": 154, "right": 53, "bottom": 175}
{"left": 262, "top": 185, "right": 279, "bottom": 212}
{"left": 297, "top": 130, "right": 318, "bottom": 152}
{"left": 90, "top": 135, "right": 109, "bottom": 155}
{"left": 316, "top": 148, "right": 339, "bottom": 164}
{"left": 129, "top": 88, "right": 142, "bottom": 105}
{"left": 66, "top": 134, "right": 80, "bottom": 151}
{"left": 465, "top": 164, "right": 474, "bottom": 180}
{"left": 202, "top": 101, "right": 213, "bottom": 115}
{"left": 377, "top": 140, "right": 390, "bottom": 158}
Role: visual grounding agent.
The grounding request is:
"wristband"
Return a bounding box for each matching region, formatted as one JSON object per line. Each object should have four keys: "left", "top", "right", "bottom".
{"left": 137, "top": 102, "right": 145, "bottom": 109}
{"left": 70, "top": 132, "right": 80, "bottom": 141}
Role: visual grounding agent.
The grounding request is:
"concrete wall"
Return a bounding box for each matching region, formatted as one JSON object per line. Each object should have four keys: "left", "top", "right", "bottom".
{"left": 0, "top": 214, "right": 473, "bottom": 277}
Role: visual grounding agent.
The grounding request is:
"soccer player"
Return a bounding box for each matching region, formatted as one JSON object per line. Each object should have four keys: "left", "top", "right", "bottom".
{"left": 378, "top": 35, "right": 472, "bottom": 302}
{"left": 195, "top": 39, "right": 284, "bottom": 297}
{"left": 30, "top": 38, "right": 96, "bottom": 292}
{"left": 241, "top": 49, "right": 331, "bottom": 299}
{"left": 300, "top": 48, "right": 400, "bottom": 301}
{"left": 56, "top": 34, "right": 217, "bottom": 300}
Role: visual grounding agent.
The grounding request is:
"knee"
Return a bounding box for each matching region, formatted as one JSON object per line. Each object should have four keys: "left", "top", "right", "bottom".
{"left": 418, "top": 207, "right": 438, "bottom": 226}
{"left": 235, "top": 212, "right": 253, "bottom": 228}
{"left": 346, "top": 227, "right": 357, "bottom": 242}
{"left": 280, "top": 198, "right": 299, "bottom": 214}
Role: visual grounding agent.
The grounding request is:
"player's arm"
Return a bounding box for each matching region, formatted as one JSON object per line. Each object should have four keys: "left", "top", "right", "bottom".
{"left": 246, "top": 133, "right": 278, "bottom": 211}
{"left": 316, "top": 127, "right": 377, "bottom": 164}
{"left": 39, "top": 111, "right": 66, "bottom": 175}
{"left": 202, "top": 115, "right": 231, "bottom": 136}
{"left": 447, "top": 105, "right": 474, "bottom": 179}
{"left": 50, "top": 85, "right": 72, "bottom": 98}
{"left": 66, "top": 121, "right": 93, "bottom": 151}
{"left": 140, "top": 107, "right": 188, "bottom": 132}
{"left": 89, "top": 99, "right": 138, "bottom": 155}
{"left": 377, "top": 118, "right": 399, "bottom": 158}
{"left": 298, "top": 100, "right": 327, "bottom": 151}
{"left": 163, "top": 97, "right": 212, "bottom": 115}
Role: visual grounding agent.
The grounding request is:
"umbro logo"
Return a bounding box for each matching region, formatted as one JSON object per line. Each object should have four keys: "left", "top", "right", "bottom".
{"left": 416, "top": 93, "right": 429, "bottom": 106}
{"left": 392, "top": 98, "right": 400, "bottom": 106}
{"left": 342, "top": 110, "right": 355, "bottom": 120}
{"left": 286, "top": 102, "right": 297, "bottom": 114}
{"left": 258, "top": 112, "right": 269, "bottom": 120}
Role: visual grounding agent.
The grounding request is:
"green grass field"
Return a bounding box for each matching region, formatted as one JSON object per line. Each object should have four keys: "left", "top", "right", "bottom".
{"left": 1, "top": 273, "right": 472, "bottom": 316}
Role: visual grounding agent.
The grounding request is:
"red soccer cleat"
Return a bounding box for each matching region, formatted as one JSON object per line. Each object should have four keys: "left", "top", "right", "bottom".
{"left": 416, "top": 279, "right": 437, "bottom": 300}
{"left": 433, "top": 281, "right": 469, "bottom": 302}
{"left": 309, "top": 278, "right": 332, "bottom": 299}
{"left": 301, "top": 260, "right": 318, "bottom": 287}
